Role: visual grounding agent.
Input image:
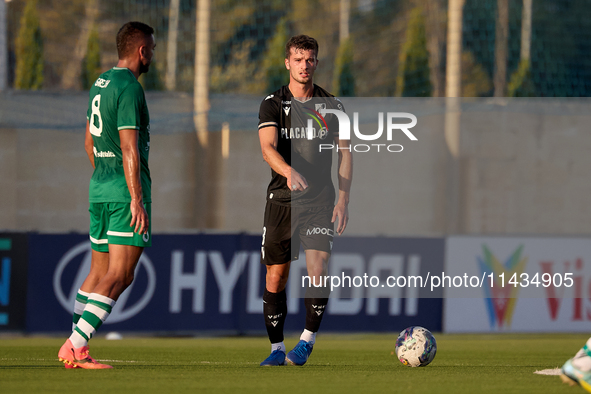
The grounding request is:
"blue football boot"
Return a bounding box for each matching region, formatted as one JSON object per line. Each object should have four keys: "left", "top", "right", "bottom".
{"left": 260, "top": 349, "right": 287, "bottom": 366}
{"left": 286, "top": 340, "right": 313, "bottom": 366}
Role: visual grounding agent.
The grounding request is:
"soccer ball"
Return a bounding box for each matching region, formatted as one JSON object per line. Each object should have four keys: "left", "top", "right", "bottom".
{"left": 395, "top": 326, "right": 437, "bottom": 367}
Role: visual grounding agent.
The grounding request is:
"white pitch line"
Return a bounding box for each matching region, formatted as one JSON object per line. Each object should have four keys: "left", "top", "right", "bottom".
{"left": 534, "top": 368, "right": 561, "bottom": 376}
{"left": 0, "top": 358, "right": 140, "bottom": 363}
{"left": 197, "top": 361, "right": 259, "bottom": 365}
{"left": 96, "top": 360, "right": 139, "bottom": 363}
{"left": 1, "top": 358, "right": 259, "bottom": 365}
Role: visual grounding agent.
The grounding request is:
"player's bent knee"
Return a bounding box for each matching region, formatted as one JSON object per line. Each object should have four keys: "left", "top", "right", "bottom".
{"left": 123, "top": 273, "right": 134, "bottom": 288}
{"left": 307, "top": 267, "right": 327, "bottom": 279}
{"left": 107, "top": 271, "right": 135, "bottom": 289}
{"left": 266, "top": 273, "right": 290, "bottom": 292}
{"left": 266, "top": 276, "right": 284, "bottom": 292}
{"left": 115, "top": 269, "right": 135, "bottom": 288}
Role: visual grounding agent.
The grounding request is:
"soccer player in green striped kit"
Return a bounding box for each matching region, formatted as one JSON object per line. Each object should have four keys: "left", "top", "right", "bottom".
{"left": 58, "top": 21, "right": 155, "bottom": 369}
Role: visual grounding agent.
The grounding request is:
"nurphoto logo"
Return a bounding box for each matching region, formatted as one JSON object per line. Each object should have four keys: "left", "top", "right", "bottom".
{"left": 317, "top": 109, "right": 418, "bottom": 153}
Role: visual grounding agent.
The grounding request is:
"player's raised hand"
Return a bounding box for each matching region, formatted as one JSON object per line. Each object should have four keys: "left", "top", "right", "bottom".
{"left": 130, "top": 199, "right": 149, "bottom": 234}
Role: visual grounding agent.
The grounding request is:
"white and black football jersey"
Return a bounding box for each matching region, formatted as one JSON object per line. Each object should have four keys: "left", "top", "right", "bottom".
{"left": 258, "top": 84, "right": 344, "bottom": 207}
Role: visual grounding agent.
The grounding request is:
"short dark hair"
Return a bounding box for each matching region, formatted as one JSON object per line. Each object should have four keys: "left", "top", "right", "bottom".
{"left": 116, "top": 21, "right": 154, "bottom": 59}
{"left": 285, "top": 35, "right": 318, "bottom": 59}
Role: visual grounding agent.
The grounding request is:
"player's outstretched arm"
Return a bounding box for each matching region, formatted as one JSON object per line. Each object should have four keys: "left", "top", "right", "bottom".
{"left": 120, "top": 128, "right": 148, "bottom": 234}
{"left": 84, "top": 120, "right": 95, "bottom": 169}
{"left": 259, "top": 126, "right": 308, "bottom": 191}
{"left": 332, "top": 135, "right": 352, "bottom": 235}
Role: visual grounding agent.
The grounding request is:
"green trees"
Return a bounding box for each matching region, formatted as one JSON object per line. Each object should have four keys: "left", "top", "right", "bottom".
{"left": 333, "top": 38, "right": 355, "bottom": 97}
{"left": 507, "top": 59, "right": 535, "bottom": 97}
{"left": 462, "top": 51, "right": 492, "bottom": 96}
{"left": 15, "top": 0, "right": 44, "bottom": 90}
{"left": 395, "top": 7, "right": 432, "bottom": 97}
{"left": 262, "top": 18, "right": 289, "bottom": 92}
{"left": 81, "top": 26, "right": 101, "bottom": 89}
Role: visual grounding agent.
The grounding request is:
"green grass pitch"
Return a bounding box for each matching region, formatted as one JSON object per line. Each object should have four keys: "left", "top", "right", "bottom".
{"left": 0, "top": 333, "right": 588, "bottom": 393}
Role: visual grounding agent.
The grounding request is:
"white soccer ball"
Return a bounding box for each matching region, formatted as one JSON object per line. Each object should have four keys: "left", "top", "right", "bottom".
{"left": 395, "top": 326, "right": 437, "bottom": 367}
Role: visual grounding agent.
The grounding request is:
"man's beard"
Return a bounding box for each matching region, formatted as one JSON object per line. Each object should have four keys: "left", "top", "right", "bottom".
{"left": 292, "top": 72, "right": 312, "bottom": 84}
{"left": 140, "top": 62, "right": 151, "bottom": 75}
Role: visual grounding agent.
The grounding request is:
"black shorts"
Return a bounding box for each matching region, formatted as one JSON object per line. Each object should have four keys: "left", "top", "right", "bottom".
{"left": 260, "top": 201, "right": 334, "bottom": 266}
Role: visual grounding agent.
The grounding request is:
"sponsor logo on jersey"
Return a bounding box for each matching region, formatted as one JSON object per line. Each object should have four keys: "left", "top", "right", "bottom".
{"left": 283, "top": 106, "right": 291, "bottom": 116}
{"left": 93, "top": 146, "right": 115, "bottom": 158}
{"left": 315, "top": 103, "right": 326, "bottom": 112}
{"left": 94, "top": 78, "right": 111, "bottom": 88}
{"left": 281, "top": 127, "right": 327, "bottom": 140}
{"left": 306, "top": 227, "right": 334, "bottom": 237}
{"left": 304, "top": 107, "right": 329, "bottom": 136}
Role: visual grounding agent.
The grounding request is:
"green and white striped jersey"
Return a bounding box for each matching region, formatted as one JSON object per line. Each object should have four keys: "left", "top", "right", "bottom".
{"left": 86, "top": 67, "right": 151, "bottom": 203}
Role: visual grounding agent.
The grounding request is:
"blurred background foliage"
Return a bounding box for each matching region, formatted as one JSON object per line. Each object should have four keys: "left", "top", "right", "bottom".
{"left": 5, "top": 0, "right": 591, "bottom": 96}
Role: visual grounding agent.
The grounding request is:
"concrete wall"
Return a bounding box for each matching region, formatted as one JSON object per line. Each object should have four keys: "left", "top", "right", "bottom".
{"left": 1, "top": 92, "right": 590, "bottom": 237}
{"left": 460, "top": 100, "right": 591, "bottom": 235}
